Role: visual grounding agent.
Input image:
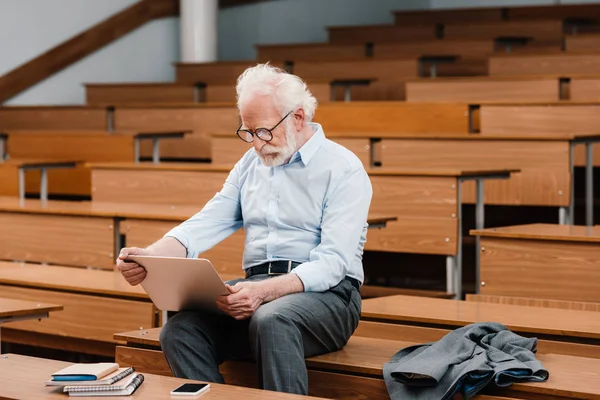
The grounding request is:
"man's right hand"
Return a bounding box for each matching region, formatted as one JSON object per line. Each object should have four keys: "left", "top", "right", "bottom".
{"left": 116, "top": 247, "right": 149, "bottom": 286}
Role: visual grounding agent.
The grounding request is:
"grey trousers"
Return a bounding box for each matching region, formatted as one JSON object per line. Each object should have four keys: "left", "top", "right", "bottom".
{"left": 159, "top": 275, "right": 361, "bottom": 395}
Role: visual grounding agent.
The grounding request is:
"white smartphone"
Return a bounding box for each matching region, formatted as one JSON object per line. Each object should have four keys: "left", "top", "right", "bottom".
{"left": 170, "top": 383, "right": 210, "bottom": 396}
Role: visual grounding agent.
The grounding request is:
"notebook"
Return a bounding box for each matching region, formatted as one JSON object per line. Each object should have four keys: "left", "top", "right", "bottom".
{"left": 50, "top": 363, "right": 119, "bottom": 381}
{"left": 46, "top": 367, "right": 135, "bottom": 387}
{"left": 65, "top": 373, "right": 144, "bottom": 397}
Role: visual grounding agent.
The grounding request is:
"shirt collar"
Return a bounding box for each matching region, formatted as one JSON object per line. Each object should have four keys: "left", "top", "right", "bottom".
{"left": 292, "top": 122, "right": 325, "bottom": 166}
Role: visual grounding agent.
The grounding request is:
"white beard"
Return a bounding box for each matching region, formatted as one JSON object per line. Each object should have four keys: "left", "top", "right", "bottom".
{"left": 256, "top": 123, "right": 298, "bottom": 167}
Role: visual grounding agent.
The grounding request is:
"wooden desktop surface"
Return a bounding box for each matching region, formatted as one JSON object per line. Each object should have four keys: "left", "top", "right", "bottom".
{"left": 361, "top": 295, "right": 600, "bottom": 340}
{"left": 0, "top": 354, "right": 328, "bottom": 400}
{"left": 0, "top": 298, "right": 62, "bottom": 319}
{"left": 471, "top": 223, "right": 600, "bottom": 243}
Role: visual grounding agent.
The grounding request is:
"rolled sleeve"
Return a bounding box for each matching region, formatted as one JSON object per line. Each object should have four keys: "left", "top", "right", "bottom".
{"left": 291, "top": 164, "right": 372, "bottom": 292}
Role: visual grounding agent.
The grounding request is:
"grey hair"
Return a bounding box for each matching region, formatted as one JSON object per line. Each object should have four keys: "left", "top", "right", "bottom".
{"left": 236, "top": 63, "right": 318, "bottom": 121}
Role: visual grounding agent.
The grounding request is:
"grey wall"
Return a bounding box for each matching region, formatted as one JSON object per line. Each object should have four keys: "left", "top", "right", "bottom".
{"left": 1, "top": 0, "right": 179, "bottom": 105}
{"left": 218, "top": 0, "right": 429, "bottom": 61}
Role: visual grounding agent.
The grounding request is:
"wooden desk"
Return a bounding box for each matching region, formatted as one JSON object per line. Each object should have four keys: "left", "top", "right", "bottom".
{"left": 0, "top": 298, "right": 62, "bottom": 354}
{"left": 0, "top": 353, "right": 328, "bottom": 400}
{"left": 361, "top": 295, "right": 600, "bottom": 344}
{"left": 113, "top": 325, "right": 600, "bottom": 399}
{"left": 470, "top": 223, "right": 600, "bottom": 302}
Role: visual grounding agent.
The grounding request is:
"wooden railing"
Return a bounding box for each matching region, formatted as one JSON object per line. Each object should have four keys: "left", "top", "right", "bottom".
{"left": 0, "top": 0, "right": 178, "bottom": 104}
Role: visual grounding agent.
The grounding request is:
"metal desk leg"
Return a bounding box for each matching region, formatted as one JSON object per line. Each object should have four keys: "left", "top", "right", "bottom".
{"left": 0, "top": 139, "right": 4, "bottom": 163}
{"left": 18, "top": 168, "right": 25, "bottom": 201}
{"left": 162, "top": 310, "right": 168, "bottom": 326}
{"left": 446, "top": 256, "right": 456, "bottom": 296}
{"left": 586, "top": 142, "right": 594, "bottom": 226}
{"left": 475, "top": 179, "right": 484, "bottom": 294}
{"left": 430, "top": 63, "right": 437, "bottom": 78}
{"left": 40, "top": 168, "right": 48, "bottom": 202}
{"left": 134, "top": 139, "right": 140, "bottom": 164}
{"left": 152, "top": 138, "right": 160, "bottom": 164}
{"left": 344, "top": 86, "right": 351, "bottom": 102}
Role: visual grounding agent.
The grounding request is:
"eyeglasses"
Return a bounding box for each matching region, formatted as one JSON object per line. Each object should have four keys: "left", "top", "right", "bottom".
{"left": 235, "top": 111, "right": 292, "bottom": 143}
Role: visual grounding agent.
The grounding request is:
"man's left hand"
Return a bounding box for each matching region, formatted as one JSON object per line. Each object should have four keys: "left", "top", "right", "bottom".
{"left": 216, "top": 281, "right": 266, "bottom": 320}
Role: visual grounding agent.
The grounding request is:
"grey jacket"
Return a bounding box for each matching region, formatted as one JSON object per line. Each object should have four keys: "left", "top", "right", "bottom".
{"left": 383, "top": 322, "right": 549, "bottom": 400}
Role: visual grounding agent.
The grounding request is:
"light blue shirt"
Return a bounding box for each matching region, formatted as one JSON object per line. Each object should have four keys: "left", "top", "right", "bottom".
{"left": 165, "top": 122, "right": 373, "bottom": 292}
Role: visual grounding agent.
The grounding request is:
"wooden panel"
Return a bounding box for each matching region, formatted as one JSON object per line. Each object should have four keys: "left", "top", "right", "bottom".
{"left": 86, "top": 84, "right": 195, "bottom": 105}
{"left": 566, "top": 34, "right": 600, "bottom": 52}
{"left": 120, "top": 219, "right": 245, "bottom": 277}
{"left": 0, "top": 0, "right": 178, "bottom": 103}
{"left": 305, "top": 82, "right": 331, "bottom": 104}
{"left": 294, "top": 59, "right": 418, "bottom": 81}
{"left": 116, "top": 346, "right": 171, "bottom": 376}
{"left": 327, "top": 25, "right": 437, "bottom": 45}
{"left": 176, "top": 61, "right": 286, "bottom": 85}
{"left": 381, "top": 139, "right": 570, "bottom": 207}
{"left": 480, "top": 237, "right": 600, "bottom": 303}
{"left": 315, "top": 102, "right": 470, "bottom": 134}
{"left": 2, "top": 329, "right": 117, "bottom": 357}
{"left": 0, "top": 286, "right": 153, "bottom": 342}
{"left": 115, "top": 107, "right": 239, "bottom": 133}
{"left": 375, "top": 39, "right": 494, "bottom": 59}
{"left": 0, "top": 164, "right": 19, "bottom": 196}
{"left": 139, "top": 134, "right": 211, "bottom": 161}
{"left": 489, "top": 54, "right": 600, "bottom": 76}
{"left": 0, "top": 212, "right": 115, "bottom": 269}
{"left": 571, "top": 78, "right": 600, "bottom": 101}
{"left": 406, "top": 79, "right": 560, "bottom": 102}
{"left": 333, "top": 139, "right": 370, "bottom": 166}
{"left": 445, "top": 20, "right": 564, "bottom": 41}
{"left": 308, "top": 370, "right": 388, "bottom": 400}
{"left": 354, "top": 321, "right": 449, "bottom": 342}
{"left": 364, "top": 218, "right": 458, "bottom": 255}
{"left": 394, "top": 8, "right": 503, "bottom": 24}
{"left": 0, "top": 261, "right": 147, "bottom": 299}
{"left": 206, "top": 84, "right": 236, "bottom": 103}
{"left": 467, "top": 294, "right": 600, "bottom": 312}
{"left": 0, "top": 298, "right": 62, "bottom": 318}
{"left": 370, "top": 175, "right": 457, "bottom": 218}
{"left": 92, "top": 169, "right": 227, "bottom": 205}
{"left": 23, "top": 167, "right": 91, "bottom": 196}
{"left": 481, "top": 105, "right": 600, "bottom": 135}
{"left": 0, "top": 107, "right": 106, "bottom": 130}
{"left": 211, "top": 137, "right": 252, "bottom": 164}
{"left": 257, "top": 43, "right": 365, "bottom": 62}
{"left": 471, "top": 223, "right": 600, "bottom": 243}
{"left": 337, "top": 80, "right": 407, "bottom": 101}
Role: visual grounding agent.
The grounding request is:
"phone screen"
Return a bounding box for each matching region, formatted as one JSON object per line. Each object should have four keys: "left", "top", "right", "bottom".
{"left": 172, "top": 383, "right": 209, "bottom": 393}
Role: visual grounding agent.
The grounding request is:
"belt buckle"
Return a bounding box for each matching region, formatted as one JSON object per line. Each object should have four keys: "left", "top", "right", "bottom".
{"left": 267, "top": 261, "right": 292, "bottom": 275}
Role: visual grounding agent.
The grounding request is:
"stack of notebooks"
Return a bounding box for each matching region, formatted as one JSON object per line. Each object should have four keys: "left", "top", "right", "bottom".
{"left": 45, "top": 362, "right": 144, "bottom": 397}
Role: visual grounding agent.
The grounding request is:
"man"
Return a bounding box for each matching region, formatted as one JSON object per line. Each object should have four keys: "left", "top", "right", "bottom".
{"left": 117, "top": 63, "right": 373, "bottom": 395}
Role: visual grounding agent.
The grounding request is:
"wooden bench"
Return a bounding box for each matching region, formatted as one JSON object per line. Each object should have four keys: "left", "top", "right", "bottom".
{"left": 466, "top": 294, "right": 600, "bottom": 312}
{"left": 470, "top": 223, "right": 600, "bottom": 303}
{"left": 0, "top": 298, "right": 62, "bottom": 353}
{"left": 113, "top": 320, "right": 600, "bottom": 399}
{"left": 443, "top": 19, "right": 565, "bottom": 42}
{"left": 489, "top": 53, "right": 600, "bottom": 76}
{"left": 88, "top": 162, "right": 515, "bottom": 298}
{"left": 393, "top": 7, "right": 505, "bottom": 24}
{"left": 0, "top": 353, "right": 336, "bottom": 400}
{"left": 85, "top": 83, "right": 199, "bottom": 105}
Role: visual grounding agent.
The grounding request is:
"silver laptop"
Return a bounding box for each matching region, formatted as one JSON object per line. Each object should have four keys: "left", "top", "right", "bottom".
{"left": 127, "top": 255, "right": 230, "bottom": 311}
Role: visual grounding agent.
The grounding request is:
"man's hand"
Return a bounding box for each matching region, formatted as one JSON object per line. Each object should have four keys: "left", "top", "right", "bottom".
{"left": 116, "top": 247, "right": 149, "bottom": 286}
{"left": 216, "top": 281, "right": 266, "bottom": 320}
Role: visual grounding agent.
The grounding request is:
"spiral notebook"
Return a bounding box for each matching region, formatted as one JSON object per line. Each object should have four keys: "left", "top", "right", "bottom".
{"left": 46, "top": 367, "right": 135, "bottom": 387}
{"left": 64, "top": 373, "right": 144, "bottom": 397}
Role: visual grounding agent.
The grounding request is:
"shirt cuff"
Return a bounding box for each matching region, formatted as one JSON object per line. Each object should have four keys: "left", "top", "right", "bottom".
{"left": 291, "top": 263, "right": 336, "bottom": 292}
{"left": 164, "top": 228, "right": 197, "bottom": 259}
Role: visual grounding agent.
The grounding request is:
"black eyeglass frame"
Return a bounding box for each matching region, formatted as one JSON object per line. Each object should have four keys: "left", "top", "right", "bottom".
{"left": 235, "top": 111, "right": 293, "bottom": 143}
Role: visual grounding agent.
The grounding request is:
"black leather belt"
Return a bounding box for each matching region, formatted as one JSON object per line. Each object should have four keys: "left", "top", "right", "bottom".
{"left": 246, "top": 261, "right": 360, "bottom": 292}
